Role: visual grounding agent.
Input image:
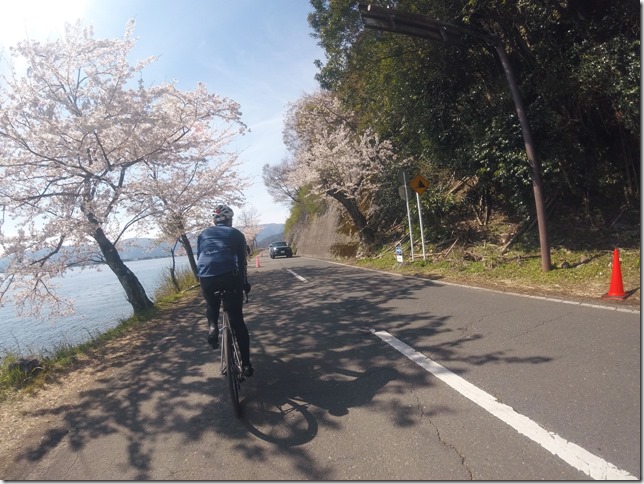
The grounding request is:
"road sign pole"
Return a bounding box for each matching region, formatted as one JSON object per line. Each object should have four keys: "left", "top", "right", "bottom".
{"left": 416, "top": 191, "right": 426, "bottom": 260}
{"left": 402, "top": 172, "right": 415, "bottom": 261}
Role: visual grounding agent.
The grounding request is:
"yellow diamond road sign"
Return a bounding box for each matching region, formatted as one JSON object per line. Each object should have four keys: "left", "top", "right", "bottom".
{"left": 409, "top": 174, "right": 429, "bottom": 195}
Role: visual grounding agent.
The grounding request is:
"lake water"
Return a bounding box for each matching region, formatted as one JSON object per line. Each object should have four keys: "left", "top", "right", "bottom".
{"left": 0, "top": 256, "right": 191, "bottom": 358}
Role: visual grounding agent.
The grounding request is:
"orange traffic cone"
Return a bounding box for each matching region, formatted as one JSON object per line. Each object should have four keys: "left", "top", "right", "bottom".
{"left": 255, "top": 255, "right": 261, "bottom": 268}
{"left": 602, "top": 248, "right": 627, "bottom": 299}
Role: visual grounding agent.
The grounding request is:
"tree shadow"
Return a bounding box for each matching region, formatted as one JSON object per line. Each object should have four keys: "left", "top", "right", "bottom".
{"left": 10, "top": 260, "right": 554, "bottom": 479}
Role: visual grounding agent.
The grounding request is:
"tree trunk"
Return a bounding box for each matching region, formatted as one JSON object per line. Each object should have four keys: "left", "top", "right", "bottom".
{"left": 327, "top": 190, "right": 376, "bottom": 246}
{"left": 168, "top": 245, "right": 180, "bottom": 292}
{"left": 179, "top": 233, "right": 199, "bottom": 278}
{"left": 92, "top": 226, "right": 155, "bottom": 315}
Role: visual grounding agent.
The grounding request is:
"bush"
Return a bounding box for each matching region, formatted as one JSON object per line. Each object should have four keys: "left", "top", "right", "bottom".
{"left": 154, "top": 267, "right": 198, "bottom": 301}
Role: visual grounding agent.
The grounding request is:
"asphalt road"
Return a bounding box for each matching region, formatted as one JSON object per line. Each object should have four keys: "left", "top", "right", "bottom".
{"left": 3, "top": 255, "right": 640, "bottom": 480}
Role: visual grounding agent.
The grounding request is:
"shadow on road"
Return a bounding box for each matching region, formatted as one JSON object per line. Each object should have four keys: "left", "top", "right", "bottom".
{"left": 11, "top": 260, "right": 554, "bottom": 479}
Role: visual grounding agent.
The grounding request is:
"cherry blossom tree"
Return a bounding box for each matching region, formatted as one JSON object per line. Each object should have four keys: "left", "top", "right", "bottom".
{"left": 282, "top": 90, "right": 400, "bottom": 246}
{"left": 236, "top": 206, "right": 261, "bottom": 252}
{"left": 131, "top": 147, "right": 248, "bottom": 278}
{"left": 262, "top": 157, "right": 301, "bottom": 205}
{"left": 0, "top": 21, "right": 247, "bottom": 317}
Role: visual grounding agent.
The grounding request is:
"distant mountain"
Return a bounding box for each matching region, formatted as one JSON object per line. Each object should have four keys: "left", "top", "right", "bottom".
{"left": 255, "top": 223, "right": 284, "bottom": 240}
{"left": 257, "top": 233, "right": 286, "bottom": 248}
{"left": 0, "top": 224, "right": 285, "bottom": 270}
{"left": 0, "top": 238, "right": 180, "bottom": 271}
{"left": 118, "top": 238, "right": 182, "bottom": 260}
{"left": 255, "top": 223, "right": 285, "bottom": 248}
{"left": 121, "top": 227, "right": 286, "bottom": 258}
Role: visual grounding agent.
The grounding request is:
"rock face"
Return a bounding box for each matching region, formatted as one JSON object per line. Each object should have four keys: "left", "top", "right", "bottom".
{"left": 289, "top": 204, "right": 360, "bottom": 260}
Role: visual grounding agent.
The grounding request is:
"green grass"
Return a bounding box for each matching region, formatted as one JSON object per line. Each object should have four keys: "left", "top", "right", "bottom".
{"left": 0, "top": 267, "right": 198, "bottom": 403}
{"left": 356, "top": 245, "right": 640, "bottom": 301}
{"left": 153, "top": 266, "right": 199, "bottom": 302}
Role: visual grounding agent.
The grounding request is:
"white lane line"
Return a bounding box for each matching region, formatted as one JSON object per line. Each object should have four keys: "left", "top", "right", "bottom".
{"left": 285, "top": 269, "right": 308, "bottom": 283}
{"left": 372, "top": 329, "right": 637, "bottom": 480}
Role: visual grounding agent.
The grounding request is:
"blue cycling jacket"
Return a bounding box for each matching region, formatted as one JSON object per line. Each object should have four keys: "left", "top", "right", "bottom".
{"left": 196, "top": 224, "right": 247, "bottom": 279}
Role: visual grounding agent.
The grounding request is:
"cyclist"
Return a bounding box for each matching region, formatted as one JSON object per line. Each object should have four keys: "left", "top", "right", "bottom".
{"left": 197, "top": 204, "right": 253, "bottom": 377}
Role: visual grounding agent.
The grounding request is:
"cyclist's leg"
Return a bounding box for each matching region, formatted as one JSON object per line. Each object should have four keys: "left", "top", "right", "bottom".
{"left": 224, "top": 290, "right": 251, "bottom": 368}
{"left": 199, "top": 277, "right": 222, "bottom": 348}
{"left": 229, "top": 307, "right": 250, "bottom": 364}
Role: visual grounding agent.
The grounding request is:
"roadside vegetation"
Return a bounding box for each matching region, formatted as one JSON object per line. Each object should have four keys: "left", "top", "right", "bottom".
{"left": 285, "top": 187, "right": 640, "bottom": 305}
{"left": 356, "top": 244, "right": 640, "bottom": 304}
{"left": 264, "top": 1, "right": 639, "bottom": 280}
{"left": 353, "top": 204, "right": 640, "bottom": 303}
{"left": 0, "top": 268, "right": 198, "bottom": 403}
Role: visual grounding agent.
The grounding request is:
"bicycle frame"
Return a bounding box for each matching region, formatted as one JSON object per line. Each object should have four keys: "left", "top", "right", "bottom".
{"left": 218, "top": 291, "right": 244, "bottom": 418}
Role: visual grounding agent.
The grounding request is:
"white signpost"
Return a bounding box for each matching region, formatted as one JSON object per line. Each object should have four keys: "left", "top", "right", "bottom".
{"left": 399, "top": 173, "right": 415, "bottom": 261}
{"left": 409, "top": 173, "right": 428, "bottom": 261}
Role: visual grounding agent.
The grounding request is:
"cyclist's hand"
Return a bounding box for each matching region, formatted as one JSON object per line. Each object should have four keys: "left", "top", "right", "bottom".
{"left": 243, "top": 282, "right": 251, "bottom": 294}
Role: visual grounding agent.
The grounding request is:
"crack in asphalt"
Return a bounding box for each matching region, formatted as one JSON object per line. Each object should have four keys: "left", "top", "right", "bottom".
{"left": 418, "top": 395, "right": 474, "bottom": 480}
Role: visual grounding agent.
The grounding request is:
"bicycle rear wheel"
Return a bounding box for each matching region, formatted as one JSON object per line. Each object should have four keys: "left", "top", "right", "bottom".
{"left": 222, "top": 324, "right": 241, "bottom": 418}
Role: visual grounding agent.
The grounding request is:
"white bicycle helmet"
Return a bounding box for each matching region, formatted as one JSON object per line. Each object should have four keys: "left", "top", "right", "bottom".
{"left": 212, "top": 204, "right": 234, "bottom": 223}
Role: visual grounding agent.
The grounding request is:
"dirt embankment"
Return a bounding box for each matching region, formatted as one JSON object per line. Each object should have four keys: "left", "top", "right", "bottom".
{"left": 289, "top": 204, "right": 360, "bottom": 259}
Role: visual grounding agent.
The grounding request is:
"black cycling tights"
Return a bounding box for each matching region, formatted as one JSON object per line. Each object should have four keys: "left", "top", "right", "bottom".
{"left": 200, "top": 275, "right": 251, "bottom": 366}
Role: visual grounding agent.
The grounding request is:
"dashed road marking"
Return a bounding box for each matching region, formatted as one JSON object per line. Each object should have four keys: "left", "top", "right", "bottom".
{"left": 372, "top": 329, "right": 637, "bottom": 480}
{"left": 285, "top": 269, "right": 308, "bottom": 283}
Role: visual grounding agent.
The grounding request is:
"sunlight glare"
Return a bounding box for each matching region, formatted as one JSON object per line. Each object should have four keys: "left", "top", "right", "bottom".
{"left": 0, "top": 0, "right": 88, "bottom": 46}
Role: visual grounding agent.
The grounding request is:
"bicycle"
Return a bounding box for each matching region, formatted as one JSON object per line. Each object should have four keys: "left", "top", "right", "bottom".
{"left": 216, "top": 288, "right": 249, "bottom": 418}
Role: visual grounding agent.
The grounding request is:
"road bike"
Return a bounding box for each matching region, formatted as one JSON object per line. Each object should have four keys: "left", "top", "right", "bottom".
{"left": 216, "top": 289, "right": 248, "bottom": 418}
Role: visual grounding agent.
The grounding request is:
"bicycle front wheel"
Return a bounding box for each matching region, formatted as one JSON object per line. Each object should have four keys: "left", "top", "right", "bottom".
{"left": 223, "top": 325, "right": 241, "bottom": 418}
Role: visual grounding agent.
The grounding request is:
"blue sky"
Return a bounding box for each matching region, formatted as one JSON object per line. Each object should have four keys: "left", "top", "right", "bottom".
{"left": 0, "top": 0, "right": 325, "bottom": 227}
